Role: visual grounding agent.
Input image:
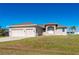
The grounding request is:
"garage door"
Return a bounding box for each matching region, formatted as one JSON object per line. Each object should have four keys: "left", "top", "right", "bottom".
{"left": 26, "top": 29, "right": 36, "bottom": 37}
{"left": 11, "top": 29, "right": 25, "bottom": 37}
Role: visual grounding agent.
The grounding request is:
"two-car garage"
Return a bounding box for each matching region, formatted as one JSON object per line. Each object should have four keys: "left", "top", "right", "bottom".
{"left": 10, "top": 29, "right": 26, "bottom": 37}
{"left": 9, "top": 27, "right": 36, "bottom": 37}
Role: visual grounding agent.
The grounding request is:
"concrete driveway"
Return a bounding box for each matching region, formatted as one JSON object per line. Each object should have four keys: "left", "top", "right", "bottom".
{"left": 0, "top": 37, "right": 26, "bottom": 42}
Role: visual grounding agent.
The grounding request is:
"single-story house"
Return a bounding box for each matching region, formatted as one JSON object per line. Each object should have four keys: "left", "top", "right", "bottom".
{"left": 9, "top": 23, "right": 67, "bottom": 37}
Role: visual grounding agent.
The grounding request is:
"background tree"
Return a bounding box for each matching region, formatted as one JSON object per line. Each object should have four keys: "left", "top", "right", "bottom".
{"left": 0, "top": 26, "right": 9, "bottom": 36}
{"left": 70, "top": 26, "right": 76, "bottom": 33}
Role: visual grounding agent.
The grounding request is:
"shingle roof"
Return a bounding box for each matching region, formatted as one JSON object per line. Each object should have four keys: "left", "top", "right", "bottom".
{"left": 9, "top": 23, "right": 67, "bottom": 28}
{"left": 9, "top": 22, "right": 37, "bottom": 28}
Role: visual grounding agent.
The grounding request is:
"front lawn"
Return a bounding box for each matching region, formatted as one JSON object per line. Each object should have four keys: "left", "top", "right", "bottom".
{"left": 0, "top": 35, "right": 79, "bottom": 54}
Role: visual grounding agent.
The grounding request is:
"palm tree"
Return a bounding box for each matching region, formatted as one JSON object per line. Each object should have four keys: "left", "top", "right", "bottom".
{"left": 70, "top": 26, "right": 76, "bottom": 33}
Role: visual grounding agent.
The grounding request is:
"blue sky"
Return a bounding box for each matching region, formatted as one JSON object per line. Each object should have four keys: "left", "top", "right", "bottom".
{"left": 0, "top": 3, "right": 79, "bottom": 30}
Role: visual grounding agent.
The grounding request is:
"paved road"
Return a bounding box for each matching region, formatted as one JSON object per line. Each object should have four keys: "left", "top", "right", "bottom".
{"left": 0, "top": 37, "right": 26, "bottom": 42}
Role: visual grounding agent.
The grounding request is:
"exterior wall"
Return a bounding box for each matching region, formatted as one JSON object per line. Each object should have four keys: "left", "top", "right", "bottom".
{"left": 43, "top": 26, "right": 67, "bottom": 35}
{"left": 45, "top": 26, "right": 56, "bottom": 32}
{"left": 55, "top": 28, "right": 67, "bottom": 35}
{"left": 43, "top": 26, "right": 56, "bottom": 35}
{"left": 9, "top": 27, "right": 37, "bottom": 37}
{"left": 36, "top": 26, "right": 43, "bottom": 36}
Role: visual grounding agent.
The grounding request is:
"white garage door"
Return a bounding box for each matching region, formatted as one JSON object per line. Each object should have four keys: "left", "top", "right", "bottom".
{"left": 10, "top": 29, "right": 36, "bottom": 37}
{"left": 26, "top": 29, "right": 36, "bottom": 37}
{"left": 11, "top": 29, "right": 26, "bottom": 37}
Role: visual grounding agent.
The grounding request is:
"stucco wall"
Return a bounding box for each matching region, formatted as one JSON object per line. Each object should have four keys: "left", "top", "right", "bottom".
{"left": 43, "top": 28, "right": 67, "bottom": 35}
{"left": 55, "top": 29, "right": 67, "bottom": 35}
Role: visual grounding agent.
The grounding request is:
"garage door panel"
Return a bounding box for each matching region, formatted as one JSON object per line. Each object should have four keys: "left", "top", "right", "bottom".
{"left": 11, "top": 30, "right": 25, "bottom": 37}
{"left": 26, "top": 29, "right": 36, "bottom": 37}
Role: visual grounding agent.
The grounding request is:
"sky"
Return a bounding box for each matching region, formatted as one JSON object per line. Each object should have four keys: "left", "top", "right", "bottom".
{"left": 0, "top": 3, "right": 79, "bottom": 30}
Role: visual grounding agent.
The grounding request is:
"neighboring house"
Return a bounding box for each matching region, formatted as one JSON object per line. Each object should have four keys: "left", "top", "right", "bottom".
{"left": 9, "top": 23, "right": 67, "bottom": 37}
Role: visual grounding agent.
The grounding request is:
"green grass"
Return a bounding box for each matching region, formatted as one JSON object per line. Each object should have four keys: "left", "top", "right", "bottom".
{"left": 0, "top": 35, "right": 79, "bottom": 54}
{"left": 0, "top": 36, "right": 7, "bottom": 38}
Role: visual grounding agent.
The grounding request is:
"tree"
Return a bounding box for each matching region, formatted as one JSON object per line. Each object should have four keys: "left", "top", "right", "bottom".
{"left": 0, "top": 28, "right": 9, "bottom": 36}
{"left": 70, "top": 26, "right": 76, "bottom": 33}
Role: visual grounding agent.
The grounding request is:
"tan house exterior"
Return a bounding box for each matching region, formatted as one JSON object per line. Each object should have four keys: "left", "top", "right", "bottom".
{"left": 42, "top": 23, "right": 67, "bottom": 35}
{"left": 9, "top": 23, "right": 67, "bottom": 37}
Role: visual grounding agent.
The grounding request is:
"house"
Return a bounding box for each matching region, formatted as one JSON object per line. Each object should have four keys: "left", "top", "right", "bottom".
{"left": 9, "top": 23, "right": 67, "bottom": 37}
{"left": 42, "top": 23, "right": 67, "bottom": 35}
